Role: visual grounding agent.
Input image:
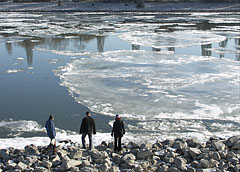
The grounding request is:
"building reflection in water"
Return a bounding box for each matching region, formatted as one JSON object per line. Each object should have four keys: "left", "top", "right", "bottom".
{"left": 219, "top": 38, "right": 228, "bottom": 59}
{"left": 235, "top": 37, "right": 240, "bottom": 61}
{"left": 5, "top": 42, "right": 12, "bottom": 55}
{"left": 132, "top": 44, "right": 140, "bottom": 50}
{"left": 201, "top": 43, "right": 212, "bottom": 57}
{"left": 96, "top": 36, "right": 105, "bottom": 52}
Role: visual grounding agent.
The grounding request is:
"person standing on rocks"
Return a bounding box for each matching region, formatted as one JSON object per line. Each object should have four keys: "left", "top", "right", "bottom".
{"left": 45, "top": 114, "right": 57, "bottom": 154}
{"left": 80, "top": 111, "right": 96, "bottom": 150}
{"left": 111, "top": 114, "right": 125, "bottom": 152}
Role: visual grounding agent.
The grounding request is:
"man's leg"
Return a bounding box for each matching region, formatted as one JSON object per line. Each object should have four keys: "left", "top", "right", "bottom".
{"left": 114, "top": 137, "right": 118, "bottom": 152}
{"left": 118, "top": 137, "right": 122, "bottom": 152}
{"left": 88, "top": 133, "right": 93, "bottom": 150}
{"left": 82, "top": 133, "right": 87, "bottom": 149}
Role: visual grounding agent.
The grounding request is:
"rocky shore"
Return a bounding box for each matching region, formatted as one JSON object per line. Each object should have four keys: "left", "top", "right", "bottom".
{"left": 1, "top": 136, "right": 240, "bottom": 171}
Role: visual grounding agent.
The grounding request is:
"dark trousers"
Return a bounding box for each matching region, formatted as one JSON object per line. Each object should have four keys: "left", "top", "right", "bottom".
{"left": 114, "top": 136, "right": 122, "bottom": 152}
{"left": 82, "top": 133, "right": 93, "bottom": 149}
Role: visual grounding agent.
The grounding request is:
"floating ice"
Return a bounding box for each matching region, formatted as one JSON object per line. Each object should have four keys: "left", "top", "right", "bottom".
{"left": 4, "top": 69, "right": 24, "bottom": 74}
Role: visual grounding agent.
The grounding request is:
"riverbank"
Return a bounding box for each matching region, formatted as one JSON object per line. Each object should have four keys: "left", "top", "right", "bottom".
{"left": 1, "top": 136, "right": 240, "bottom": 171}
{"left": 0, "top": 1, "right": 240, "bottom": 12}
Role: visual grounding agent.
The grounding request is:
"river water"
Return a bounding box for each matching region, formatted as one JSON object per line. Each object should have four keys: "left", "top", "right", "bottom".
{"left": 0, "top": 12, "right": 239, "bottom": 148}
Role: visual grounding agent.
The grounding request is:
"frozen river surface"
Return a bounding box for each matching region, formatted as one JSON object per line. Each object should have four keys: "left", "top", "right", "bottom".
{"left": 0, "top": 12, "right": 239, "bottom": 148}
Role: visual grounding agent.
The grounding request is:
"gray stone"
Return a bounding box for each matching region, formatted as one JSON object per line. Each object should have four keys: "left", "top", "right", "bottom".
{"left": 174, "top": 141, "right": 188, "bottom": 154}
{"left": 187, "top": 139, "right": 200, "bottom": 148}
{"left": 231, "top": 141, "right": 240, "bottom": 150}
{"left": 165, "top": 151, "right": 176, "bottom": 158}
{"left": 164, "top": 157, "right": 174, "bottom": 164}
{"left": 137, "top": 150, "right": 152, "bottom": 159}
{"left": 24, "top": 144, "right": 39, "bottom": 155}
{"left": 69, "top": 166, "right": 79, "bottom": 172}
{"left": 109, "top": 166, "right": 119, "bottom": 172}
{"left": 168, "top": 167, "right": 180, "bottom": 172}
{"left": 98, "top": 163, "right": 109, "bottom": 172}
{"left": 161, "top": 139, "right": 174, "bottom": 147}
{"left": 122, "top": 153, "right": 136, "bottom": 162}
{"left": 25, "top": 155, "right": 38, "bottom": 166}
{"left": 191, "top": 160, "right": 199, "bottom": 168}
{"left": 199, "top": 159, "right": 210, "bottom": 168}
{"left": 60, "top": 159, "right": 82, "bottom": 170}
{"left": 226, "top": 136, "right": 240, "bottom": 148}
{"left": 174, "top": 157, "right": 187, "bottom": 167}
{"left": 95, "top": 145, "right": 107, "bottom": 152}
{"left": 68, "top": 150, "right": 82, "bottom": 159}
{"left": 187, "top": 167, "right": 196, "bottom": 172}
{"left": 0, "top": 149, "right": 9, "bottom": 160}
{"left": 34, "top": 167, "right": 48, "bottom": 172}
{"left": 16, "top": 162, "right": 28, "bottom": 171}
{"left": 188, "top": 148, "right": 201, "bottom": 158}
{"left": 211, "top": 141, "right": 226, "bottom": 151}
{"left": 112, "top": 153, "right": 121, "bottom": 165}
{"left": 209, "top": 152, "right": 221, "bottom": 161}
{"left": 42, "top": 160, "right": 52, "bottom": 169}
{"left": 218, "top": 150, "right": 227, "bottom": 159}
{"left": 5, "top": 160, "right": 17, "bottom": 170}
{"left": 90, "top": 150, "right": 102, "bottom": 159}
{"left": 157, "top": 164, "right": 168, "bottom": 172}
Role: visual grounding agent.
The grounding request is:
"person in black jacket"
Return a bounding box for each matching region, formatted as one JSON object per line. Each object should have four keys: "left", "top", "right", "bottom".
{"left": 80, "top": 111, "right": 96, "bottom": 150}
{"left": 111, "top": 114, "right": 125, "bottom": 152}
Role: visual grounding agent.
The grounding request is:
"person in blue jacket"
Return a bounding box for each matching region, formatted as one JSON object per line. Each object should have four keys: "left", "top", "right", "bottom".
{"left": 45, "top": 115, "right": 56, "bottom": 154}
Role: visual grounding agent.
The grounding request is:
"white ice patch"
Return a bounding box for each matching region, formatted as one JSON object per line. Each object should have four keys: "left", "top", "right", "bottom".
{"left": 55, "top": 50, "right": 240, "bottom": 123}
{"left": 118, "top": 30, "right": 226, "bottom": 49}
{"left": 4, "top": 69, "right": 24, "bottom": 74}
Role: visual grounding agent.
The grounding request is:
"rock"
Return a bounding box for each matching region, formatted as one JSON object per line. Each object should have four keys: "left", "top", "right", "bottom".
{"left": 157, "top": 164, "right": 169, "bottom": 172}
{"left": 199, "top": 159, "right": 210, "bottom": 168}
{"left": 69, "top": 166, "right": 79, "bottom": 172}
{"left": 25, "top": 155, "right": 38, "bottom": 166}
{"left": 168, "top": 167, "right": 180, "bottom": 172}
{"left": 231, "top": 140, "right": 240, "bottom": 150}
{"left": 95, "top": 145, "right": 107, "bottom": 152}
{"left": 188, "top": 148, "right": 201, "bottom": 158}
{"left": 226, "top": 136, "right": 240, "bottom": 148}
{"left": 165, "top": 151, "right": 176, "bottom": 158}
{"left": 24, "top": 144, "right": 39, "bottom": 155}
{"left": 137, "top": 150, "right": 152, "bottom": 159}
{"left": 0, "top": 149, "right": 9, "bottom": 160}
{"left": 5, "top": 160, "right": 17, "bottom": 170}
{"left": 174, "top": 141, "right": 187, "bottom": 154}
{"left": 109, "top": 166, "right": 119, "bottom": 172}
{"left": 42, "top": 160, "right": 52, "bottom": 169}
{"left": 82, "top": 159, "right": 90, "bottom": 166}
{"left": 122, "top": 153, "right": 136, "bottom": 162}
{"left": 209, "top": 152, "right": 221, "bottom": 161}
{"left": 211, "top": 141, "right": 226, "bottom": 151}
{"left": 174, "top": 157, "right": 187, "bottom": 167}
{"left": 98, "top": 163, "right": 109, "bottom": 172}
{"left": 34, "top": 167, "right": 48, "bottom": 172}
{"left": 68, "top": 150, "right": 82, "bottom": 159}
{"left": 187, "top": 167, "right": 196, "bottom": 172}
{"left": 126, "top": 142, "right": 140, "bottom": 149}
{"left": 199, "top": 159, "right": 216, "bottom": 168}
{"left": 187, "top": 139, "right": 200, "bottom": 148}
{"left": 112, "top": 153, "right": 121, "bottom": 165}
{"left": 16, "top": 162, "right": 28, "bottom": 171}
{"left": 90, "top": 150, "right": 102, "bottom": 159}
{"left": 60, "top": 159, "right": 82, "bottom": 171}
{"left": 161, "top": 139, "right": 174, "bottom": 147}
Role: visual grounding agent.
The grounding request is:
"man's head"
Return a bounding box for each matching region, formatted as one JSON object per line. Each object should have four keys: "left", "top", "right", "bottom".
{"left": 115, "top": 114, "right": 120, "bottom": 120}
{"left": 49, "top": 115, "right": 54, "bottom": 120}
{"left": 86, "top": 111, "right": 91, "bottom": 116}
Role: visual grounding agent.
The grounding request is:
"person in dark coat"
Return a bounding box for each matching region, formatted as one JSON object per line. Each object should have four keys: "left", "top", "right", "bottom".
{"left": 80, "top": 111, "right": 96, "bottom": 150}
{"left": 45, "top": 115, "right": 56, "bottom": 154}
{"left": 111, "top": 114, "right": 125, "bottom": 152}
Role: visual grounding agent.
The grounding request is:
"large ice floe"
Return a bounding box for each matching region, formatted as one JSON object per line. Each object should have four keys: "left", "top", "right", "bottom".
{"left": 54, "top": 49, "right": 240, "bottom": 141}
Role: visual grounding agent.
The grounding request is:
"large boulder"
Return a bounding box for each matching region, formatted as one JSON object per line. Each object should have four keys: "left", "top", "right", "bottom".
{"left": 211, "top": 141, "right": 225, "bottom": 151}
{"left": 188, "top": 148, "right": 201, "bottom": 158}
{"left": 226, "top": 136, "right": 240, "bottom": 148}
{"left": 24, "top": 144, "right": 39, "bottom": 155}
{"left": 136, "top": 150, "right": 152, "bottom": 160}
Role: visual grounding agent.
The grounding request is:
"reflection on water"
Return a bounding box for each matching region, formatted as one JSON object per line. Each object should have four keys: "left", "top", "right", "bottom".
{"left": 0, "top": 12, "right": 240, "bottom": 140}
